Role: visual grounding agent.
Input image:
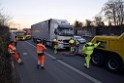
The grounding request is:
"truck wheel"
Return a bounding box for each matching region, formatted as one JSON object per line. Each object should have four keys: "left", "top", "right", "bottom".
{"left": 91, "top": 52, "right": 104, "bottom": 66}
{"left": 105, "top": 55, "right": 123, "bottom": 72}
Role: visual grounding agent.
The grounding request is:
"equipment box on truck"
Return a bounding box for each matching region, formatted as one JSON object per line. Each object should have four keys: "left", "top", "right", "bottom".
{"left": 31, "top": 18, "right": 74, "bottom": 49}
{"left": 91, "top": 33, "right": 124, "bottom": 72}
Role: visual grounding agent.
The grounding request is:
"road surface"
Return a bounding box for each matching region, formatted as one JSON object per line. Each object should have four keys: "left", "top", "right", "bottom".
{"left": 13, "top": 40, "right": 124, "bottom": 83}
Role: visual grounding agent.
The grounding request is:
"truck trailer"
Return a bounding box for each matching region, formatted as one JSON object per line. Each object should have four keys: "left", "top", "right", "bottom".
{"left": 31, "top": 18, "right": 74, "bottom": 49}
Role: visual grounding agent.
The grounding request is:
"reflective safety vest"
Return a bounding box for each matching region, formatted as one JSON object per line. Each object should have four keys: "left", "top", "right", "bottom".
{"left": 8, "top": 44, "right": 16, "bottom": 53}
{"left": 37, "top": 43, "right": 46, "bottom": 53}
{"left": 69, "top": 39, "right": 75, "bottom": 46}
{"left": 82, "top": 42, "right": 100, "bottom": 55}
{"left": 53, "top": 38, "right": 58, "bottom": 45}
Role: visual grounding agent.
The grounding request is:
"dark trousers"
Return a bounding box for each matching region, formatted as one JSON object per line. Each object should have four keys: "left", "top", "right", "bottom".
{"left": 74, "top": 46, "right": 79, "bottom": 54}
{"left": 15, "top": 42, "right": 17, "bottom": 46}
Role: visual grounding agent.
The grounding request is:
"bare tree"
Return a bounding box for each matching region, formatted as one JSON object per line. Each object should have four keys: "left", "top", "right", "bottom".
{"left": 93, "top": 16, "right": 104, "bottom": 26}
{"left": 85, "top": 19, "right": 93, "bottom": 27}
{"left": 0, "top": 6, "right": 11, "bottom": 26}
{"left": 103, "top": 0, "right": 124, "bottom": 26}
{"left": 74, "top": 20, "right": 83, "bottom": 28}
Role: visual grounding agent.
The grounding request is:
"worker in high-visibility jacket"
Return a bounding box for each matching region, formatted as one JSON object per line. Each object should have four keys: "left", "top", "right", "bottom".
{"left": 53, "top": 37, "right": 58, "bottom": 54}
{"left": 8, "top": 41, "right": 23, "bottom": 65}
{"left": 36, "top": 39, "right": 46, "bottom": 69}
{"left": 82, "top": 42, "right": 101, "bottom": 68}
{"left": 69, "top": 38, "right": 75, "bottom": 54}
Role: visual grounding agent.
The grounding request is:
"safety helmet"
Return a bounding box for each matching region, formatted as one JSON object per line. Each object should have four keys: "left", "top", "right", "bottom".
{"left": 37, "top": 39, "right": 41, "bottom": 43}
{"left": 15, "top": 36, "right": 17, "bottom": 38}
{"left": 9, "top": 41, "right": 14, "bottom": 44}
{"left": 85, "top": 42, "right": 94, "bottom": 46}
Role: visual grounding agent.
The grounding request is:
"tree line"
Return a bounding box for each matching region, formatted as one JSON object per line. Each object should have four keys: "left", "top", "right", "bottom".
{"left": 0, "top": 5, "right": 15, "bottom": 83}
{"left": 73, "top": 0, "right": 124, "bottom": 29}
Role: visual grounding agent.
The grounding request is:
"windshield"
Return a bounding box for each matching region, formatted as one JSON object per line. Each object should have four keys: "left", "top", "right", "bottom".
{"left": 16, "top": 32, "right": 25, "bottom": 36}
{"left": 58, "top": 28, "right": 74, "bottom": 36}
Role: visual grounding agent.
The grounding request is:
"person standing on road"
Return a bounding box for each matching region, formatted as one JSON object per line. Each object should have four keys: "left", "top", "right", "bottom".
{"left": 82, "top": 42, "right": 101, "bottom": 68}
{"left": 8, "top": 41, "right": 23, "bottom": 65}
{"left": 36, "top": 39, "right": 46, "bottom": 69}
{"left": 69, "top": 38, "right": 75, "bottom": 54}
{"left": 53, "top": 37, "right": 58, "bottom": 54}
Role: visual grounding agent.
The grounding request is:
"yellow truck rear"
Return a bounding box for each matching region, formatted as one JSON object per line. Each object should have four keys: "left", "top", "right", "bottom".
{"left": 91, "top": 33, "right": 124, "bottom": 72}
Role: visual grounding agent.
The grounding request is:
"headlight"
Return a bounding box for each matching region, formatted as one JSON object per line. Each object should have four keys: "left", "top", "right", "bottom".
{"left": 23, "top": 37, "right": 26, "bottom": 40}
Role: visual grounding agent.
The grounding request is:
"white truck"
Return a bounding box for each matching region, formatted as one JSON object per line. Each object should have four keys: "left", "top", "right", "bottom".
{"left": 31, "top": 18, "right": 74, "bottom": 49}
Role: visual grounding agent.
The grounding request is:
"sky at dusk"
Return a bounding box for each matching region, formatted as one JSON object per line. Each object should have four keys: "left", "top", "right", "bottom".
{"left": 0, "top": 0, "right": 108, "bottom": 29}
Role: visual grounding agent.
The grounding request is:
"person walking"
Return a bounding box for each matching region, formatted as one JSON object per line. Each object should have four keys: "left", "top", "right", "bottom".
{"left": 82, "top": 42, "right": 101, "bottom": 68}
{"left": 36, "top": 39, "right": 46, "bottom": 69}
{"left": 53, "top": 37, "right": 58, "bottom": 54}
{"left": 8, "top": 41, "right": 23, "bottom": 65}
{"left": 69, "top": 38, "right": 75, "bottom": 54}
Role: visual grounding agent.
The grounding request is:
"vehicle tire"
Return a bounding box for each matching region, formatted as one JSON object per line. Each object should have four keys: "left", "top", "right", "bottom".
{"left": 105, "top": 55, "right": 123, "bottom": 72}
{"left": 91, "top": 52, "right": 104, "bottom": 66}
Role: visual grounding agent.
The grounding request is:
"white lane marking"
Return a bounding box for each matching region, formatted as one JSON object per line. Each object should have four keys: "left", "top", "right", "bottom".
{"left": 23, "top": 52, "right": 28, "bottom": 55}
{"left": 25, "top": 41, "right": 36, "bottom": 48}
{"left": 45, "top": 52, "right": 56, "bottom": 60}
{"left": 46, "top": 53, "right": 102, "bottom": 83}
{"left": 25, "top": 41, "right": 102, "bottom": 83}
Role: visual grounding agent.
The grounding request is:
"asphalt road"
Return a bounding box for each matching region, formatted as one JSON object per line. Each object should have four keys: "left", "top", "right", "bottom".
{"left": 13, "top": 40, "right": 124, "bottom": 83}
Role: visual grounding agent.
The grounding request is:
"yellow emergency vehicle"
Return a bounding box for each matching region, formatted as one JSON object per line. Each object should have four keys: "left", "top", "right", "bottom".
{"left": 91, "top": 33, "right": 124, "bottom": 72}
{"left": 16, "top": 31, "right": 27, "bottom": 40}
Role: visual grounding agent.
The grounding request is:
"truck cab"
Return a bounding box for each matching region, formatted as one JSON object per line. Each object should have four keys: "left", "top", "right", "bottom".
{"left": 54, "top": 25, "right": 74, "bottom": 49}
{"left": 91, "top": 33, "right": 124, "bottom": 72}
